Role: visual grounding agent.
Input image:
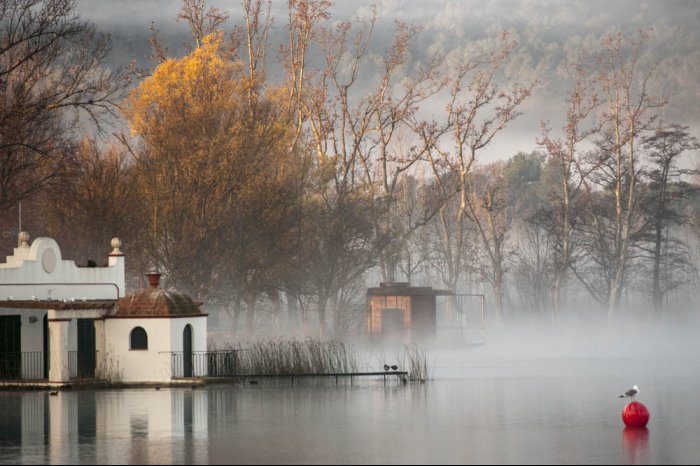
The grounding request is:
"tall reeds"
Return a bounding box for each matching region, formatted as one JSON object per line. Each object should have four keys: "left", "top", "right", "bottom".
{"left": 218, "top": 338, "right": 432, "bottom": 381}
{"left": 396, "top": 342, "right": 430, "bottom": 382}
{"left": 233, "top": 339, "right": 362, "bottom": 376}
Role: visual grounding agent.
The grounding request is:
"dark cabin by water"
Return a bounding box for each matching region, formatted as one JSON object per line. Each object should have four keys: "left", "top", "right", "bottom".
{"left": 367, "top": 282, "right": 453, "bottom": 341}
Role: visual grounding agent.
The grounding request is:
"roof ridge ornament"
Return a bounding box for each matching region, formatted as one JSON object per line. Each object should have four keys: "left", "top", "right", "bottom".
{"left": 18, "top": 231, "right": 29, "bottom": 248}
{"left": 110, "top": 237, "right": 123, "bottom": 256}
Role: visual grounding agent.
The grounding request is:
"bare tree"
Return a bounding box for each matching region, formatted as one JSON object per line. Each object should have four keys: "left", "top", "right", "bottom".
{"left": 241, "top": 0, "right": 272, "bottom": 82}
{"left": 294, "top": 8, "right": 444, "bottom": 330}
{"left": 37, "top": 137, "right": 138, "bottom": 266}
{"left": 641, "top": 123, "right": 699, "bottom": 312}
{"left": 419, "top": 32, "right": 535, "bottom": 323}
{"left": 177, "top": 0, "right": 229, "bottom": 49}
{"left": 539, "top": 55, "right": 599, "bottom": 318}
{"left": 0, "top": 0, "right": 122, "bottom": 211}
{"left": 283, "top": 0, "right": 331, "bottom": 146}
{"left": 589, "top": 31, "right": 665, "bottom": 315}
{"left": 466, "top": 162, "right": 515, "bottom": 322}
{"left": 303, "top": 11, "right": 442, "bottom": 197}
{"left": 511, "top": 223, "right": 554, "bottom": 314}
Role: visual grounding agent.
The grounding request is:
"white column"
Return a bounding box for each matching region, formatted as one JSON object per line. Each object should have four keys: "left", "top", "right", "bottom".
{"left": 48, "top": 310, "right": 71, "bottom": 383}
{"left": 108, "top": 238, "right": 126, "bottom": 298}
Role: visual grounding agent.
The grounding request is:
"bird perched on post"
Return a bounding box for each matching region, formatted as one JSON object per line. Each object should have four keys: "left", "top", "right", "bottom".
{"left": 391, "top": 365, "right": 398, "bottom": 371}
{"left": 384, "top": 364, "right": 390, "bottom": 372}
{"left": 619, "top": 385, "right": 639, "bottom": 399}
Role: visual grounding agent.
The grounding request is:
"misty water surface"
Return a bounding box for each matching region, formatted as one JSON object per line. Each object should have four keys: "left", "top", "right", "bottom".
{"left": 1, "top": 322, "right": 699, "bottom": 464}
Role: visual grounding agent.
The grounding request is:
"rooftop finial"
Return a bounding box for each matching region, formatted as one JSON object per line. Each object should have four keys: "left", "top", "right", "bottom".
{"left": 18, "top": 231, "right": 29, "bottom": 248}
{"left": 110, "top": 237, "right": 123, "bottom": 256}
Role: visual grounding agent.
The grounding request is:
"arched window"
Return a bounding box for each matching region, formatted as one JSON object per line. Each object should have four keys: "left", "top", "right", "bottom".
{"left": 130, "top": 327, "right": 148, "bottom": 350}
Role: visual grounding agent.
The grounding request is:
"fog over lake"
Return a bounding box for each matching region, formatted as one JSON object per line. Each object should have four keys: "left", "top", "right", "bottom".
{"left": 2, "top": 320, "right": 699, "bottom": 465}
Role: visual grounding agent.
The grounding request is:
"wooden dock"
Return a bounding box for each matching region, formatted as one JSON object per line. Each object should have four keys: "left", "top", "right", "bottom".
{"left": 206, "top": 371, "right": 409, "bottom": 386}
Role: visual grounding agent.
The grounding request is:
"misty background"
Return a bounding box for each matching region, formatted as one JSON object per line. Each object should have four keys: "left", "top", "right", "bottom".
{"left": 77, "top": 0, "right": 700, "bottom": 160}
{"left": 1, "top": 0, "right": 699, "bottom": 346}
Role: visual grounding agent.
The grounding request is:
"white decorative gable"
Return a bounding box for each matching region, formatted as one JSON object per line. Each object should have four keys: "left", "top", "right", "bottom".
{"left": 0, "top": 233, "right": 125, "bottom": 301}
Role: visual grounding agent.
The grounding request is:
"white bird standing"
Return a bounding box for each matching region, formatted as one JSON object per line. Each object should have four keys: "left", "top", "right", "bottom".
{"left": 619, "top": 385, "right": 639, "bottom": 399}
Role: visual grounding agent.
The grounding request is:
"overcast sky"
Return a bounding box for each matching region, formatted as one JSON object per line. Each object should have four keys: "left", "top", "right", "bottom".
{"left": 79, "top": 0, "right": 700, "bottom": 162}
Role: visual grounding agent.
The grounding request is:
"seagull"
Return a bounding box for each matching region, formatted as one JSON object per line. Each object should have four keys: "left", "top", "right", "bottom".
{"left": 619, "top": 385, "right": 639, "bottom": 399}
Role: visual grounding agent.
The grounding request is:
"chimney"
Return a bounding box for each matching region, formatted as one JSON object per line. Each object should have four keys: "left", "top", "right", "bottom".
{"left": 146, "top": 272, "right": 161, "bottom": 289}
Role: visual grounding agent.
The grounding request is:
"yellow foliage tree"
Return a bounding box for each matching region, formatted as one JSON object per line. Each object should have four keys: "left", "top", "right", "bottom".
{"left": 122, "top": 32, "right": 304, "bottom": 325}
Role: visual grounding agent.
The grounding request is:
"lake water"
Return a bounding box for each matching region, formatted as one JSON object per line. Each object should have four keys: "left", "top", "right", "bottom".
{"left": 2, "top": 327, "right": 700, "bottom": 464}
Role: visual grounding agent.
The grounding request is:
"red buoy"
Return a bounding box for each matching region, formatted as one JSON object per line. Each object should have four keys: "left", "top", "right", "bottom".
{"left": 622, "top": 401, "right": 650, "bottom": 427}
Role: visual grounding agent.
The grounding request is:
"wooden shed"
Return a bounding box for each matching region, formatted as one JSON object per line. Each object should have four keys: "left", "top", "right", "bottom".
{"left": 367, "top": 282, "right": 453, "bottom": 340}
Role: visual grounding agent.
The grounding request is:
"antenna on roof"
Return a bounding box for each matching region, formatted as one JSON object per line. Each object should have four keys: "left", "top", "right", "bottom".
{"left": 17, "top": 203, "right": 22, "bottom": 247}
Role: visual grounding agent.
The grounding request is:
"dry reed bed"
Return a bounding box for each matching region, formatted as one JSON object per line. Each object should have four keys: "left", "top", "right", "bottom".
{"left": 226, "top": 339, "right": 430, "bottom": 381}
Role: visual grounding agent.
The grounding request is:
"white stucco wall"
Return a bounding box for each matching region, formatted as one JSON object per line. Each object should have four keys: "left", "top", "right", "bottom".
{"left": 0, "top": 237, "right": 125, "bottom": 301}
{"left": 169, "top": 318, "right": 207, "bottom": 353}
{"left": 103, "top": 318, "right": 174, "bottom": 383}
{"left": 102, "top": 316, "right": 208, "bottom": 383}
{"left": 169, "top": 317, "right": 208, "bottom": 377}
{"left": 0, "top": 308, "right": 46, "bottom": 352}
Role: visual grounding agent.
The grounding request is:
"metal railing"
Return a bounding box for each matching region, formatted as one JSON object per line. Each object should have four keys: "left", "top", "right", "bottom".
{"left": 0, "top": 352, "right": 46, "bottom": 380}
{"left": 170, "top": 351, "right": 239, "bottom": 378}
{"left": 68, "top": 351, "right": 78, "bottom": 379}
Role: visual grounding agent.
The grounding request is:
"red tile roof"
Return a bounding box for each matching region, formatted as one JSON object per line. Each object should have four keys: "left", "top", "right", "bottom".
{"left": 112, "top": 288, "right": 202, "bottom": 317}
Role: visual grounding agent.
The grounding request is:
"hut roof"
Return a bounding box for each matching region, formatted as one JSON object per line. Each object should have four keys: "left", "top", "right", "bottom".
{"left": 366, "top": 282, "right": 453, "bottom": 297}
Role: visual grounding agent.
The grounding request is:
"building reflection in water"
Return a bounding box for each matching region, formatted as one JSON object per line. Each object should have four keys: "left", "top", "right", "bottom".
{"left": 18, "top": 392, "right": 49, "bottom": 460}
{"left": 0, "top": 388, "right": 209, "bottom": 464}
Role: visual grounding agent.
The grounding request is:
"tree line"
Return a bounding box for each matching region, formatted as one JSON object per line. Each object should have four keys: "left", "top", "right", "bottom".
{"left": 1, "top": 0, "right": 698, "bottom": 336}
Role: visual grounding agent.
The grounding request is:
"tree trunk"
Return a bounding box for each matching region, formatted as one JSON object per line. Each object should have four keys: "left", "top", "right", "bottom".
{"left": 608, "top": 265, "right": 624, "bottom": 316}
{"left": 382, "top": 257, "right": 396, "bottom": 283}
{"left": 244, "top": 290, "right": 257, "bottom": 334}
{"left": 492, "top": 265, "right": 504, "bottom": 325}
{"left": 269, "top": 288, "right": 282, "bottom": 333}
{"left": 552, "top": 273, "right": 564, "bottom": 324}
{"left": 229, "top": 296, "right": 242, "bottom": 333}
{"left": 286, "top": 285, "right": 301, "bottom": 332}
{"left": 553, "top": 173, "right": 571, "bottom": 320}
{"left": 651, "top": 222, "right": 664, "bottom": 313}
{"left": 318, "top": 294, "right": 328, "bottom": 337}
